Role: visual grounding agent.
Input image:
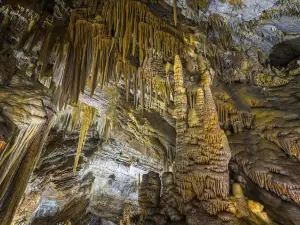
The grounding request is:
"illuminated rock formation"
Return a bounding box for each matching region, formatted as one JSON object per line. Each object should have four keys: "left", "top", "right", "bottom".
{"left": 1, "top": 0, "right": 300, "bottom": 224}
{"left": 174, "top": 55, "right": 235, "bottom": 223}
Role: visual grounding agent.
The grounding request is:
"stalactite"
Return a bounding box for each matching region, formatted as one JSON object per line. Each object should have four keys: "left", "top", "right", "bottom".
{"left": 73, "top": 20, "right": 92, "bottom": 100}
{"left": 141, "top": 76, "right": 146, "bottom": 111}
{"left": 38, "top": 25, "right": 55, "bottom": 74}
{"left": 103, "top": 0, "right": 184, "bottom": 62}
{"left": 96, "top": 87, "right": 118, "bottom": 141}
{"left": 73, "top": 104, "right": 97, "bottom": 172}
{"left": 32, "top": 0, "right": 187, "bottom": 108}
{"left": 71, "top": 103, "right": 82, "bottom": 131}
{"left": 138, "top": 22, "right": 145, "bottom": 65}
{"left": 90, "top": 36, "right": 113, "bottom": 94}
{"left": 104, "top": 115, "right": 111, "bottom": 142}
{"left": 173, "top": 0, "right": 177, "bottom": 26}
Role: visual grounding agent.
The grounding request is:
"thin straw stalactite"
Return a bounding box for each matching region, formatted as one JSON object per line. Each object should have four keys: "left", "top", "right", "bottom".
{"left": 174, "top": 0, "right": 177, "bottom": 26}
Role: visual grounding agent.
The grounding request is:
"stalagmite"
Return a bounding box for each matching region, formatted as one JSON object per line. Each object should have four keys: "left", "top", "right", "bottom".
{"left": 174, "top": 54, "right": 233, "bottom": 222}
{"left": 4, "top": 1, "right": 300, "bottom": 224}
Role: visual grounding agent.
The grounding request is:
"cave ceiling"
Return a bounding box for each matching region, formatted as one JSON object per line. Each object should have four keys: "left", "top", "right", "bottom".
{"left": 1, "top": 0, "right": 300, "bottom": 225}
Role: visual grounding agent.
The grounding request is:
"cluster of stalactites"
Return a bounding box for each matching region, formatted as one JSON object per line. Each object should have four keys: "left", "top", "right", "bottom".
{"left": 102, "top": 0, "right": 183, "bottom": 62}
{"left": 215, "top": 100, "right": 253, "bottom": 133}
{"left": 137, "top": 56, "right": 173, "bottom": 112}
{"left": 51, "top": 0, "right": 185, "bottom": 107}
{"left": 56, "top": 13, "right": 114, "bottom": 104}
{"left": 233, "top": 144, "right": 300, "bottom": 205}
{"left": 53, "top": 103, "right": 97, "bottom": 172}
{"left": 173, "top": 55, "right": 232, "bottom": 217}
{"left": 259, "top": 130, "right": 300, "bottom": 163}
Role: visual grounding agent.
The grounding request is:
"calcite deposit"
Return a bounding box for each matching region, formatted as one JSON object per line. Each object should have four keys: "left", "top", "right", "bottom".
{"left": 1, "top": 0, "right": 300, "bottom": 225}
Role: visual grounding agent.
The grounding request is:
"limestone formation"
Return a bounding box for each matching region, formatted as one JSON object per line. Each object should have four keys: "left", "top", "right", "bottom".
{"left": 1, "top": 0, "right": 300, "bottom": 225}
{"left": 174, "top": 54, "right": 233, "bottom": 222}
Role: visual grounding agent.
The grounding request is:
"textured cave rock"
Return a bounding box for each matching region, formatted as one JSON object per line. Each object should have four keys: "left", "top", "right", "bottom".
{"left": 1, "top": 0, "right": 300, "bottom": 225}
{"left": 230, "top": 161, "right": 300, "bottom": 225}
{"left": 228, "top": 131, "right": 300, "bottom": 224}
{"left": 13, "top": 127, "right": 162, "bottom": 225}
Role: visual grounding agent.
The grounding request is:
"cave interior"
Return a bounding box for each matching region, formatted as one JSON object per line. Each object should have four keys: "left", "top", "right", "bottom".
{"left": 1, "top": 0, "right": 300, "bottom": 225}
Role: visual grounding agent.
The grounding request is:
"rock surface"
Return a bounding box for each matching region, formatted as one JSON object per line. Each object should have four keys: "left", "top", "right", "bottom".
{"left": 0, "top": 0, "right": 300, "bottom": 225}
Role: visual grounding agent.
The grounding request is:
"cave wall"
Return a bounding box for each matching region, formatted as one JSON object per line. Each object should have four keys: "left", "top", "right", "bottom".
{"left": 1, "top": 0, "right": 300, "bottom": 225}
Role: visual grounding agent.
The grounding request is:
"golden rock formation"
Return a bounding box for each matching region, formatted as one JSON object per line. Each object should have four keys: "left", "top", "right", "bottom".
{"left": 174, "top": 54, "right": 233, "bottom": 222}
{"left": 2, "top": 0, "right": 300, "bottom": 224}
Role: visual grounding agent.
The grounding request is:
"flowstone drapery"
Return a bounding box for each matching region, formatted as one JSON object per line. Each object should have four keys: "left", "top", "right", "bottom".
{"left": 0, "top": 83, "right": 54, "bottom": 225}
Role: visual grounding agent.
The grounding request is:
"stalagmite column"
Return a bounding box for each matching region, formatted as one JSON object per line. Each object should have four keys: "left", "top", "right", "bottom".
{"left": 174, "top": 55, "right": 233, "bottom": 223}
